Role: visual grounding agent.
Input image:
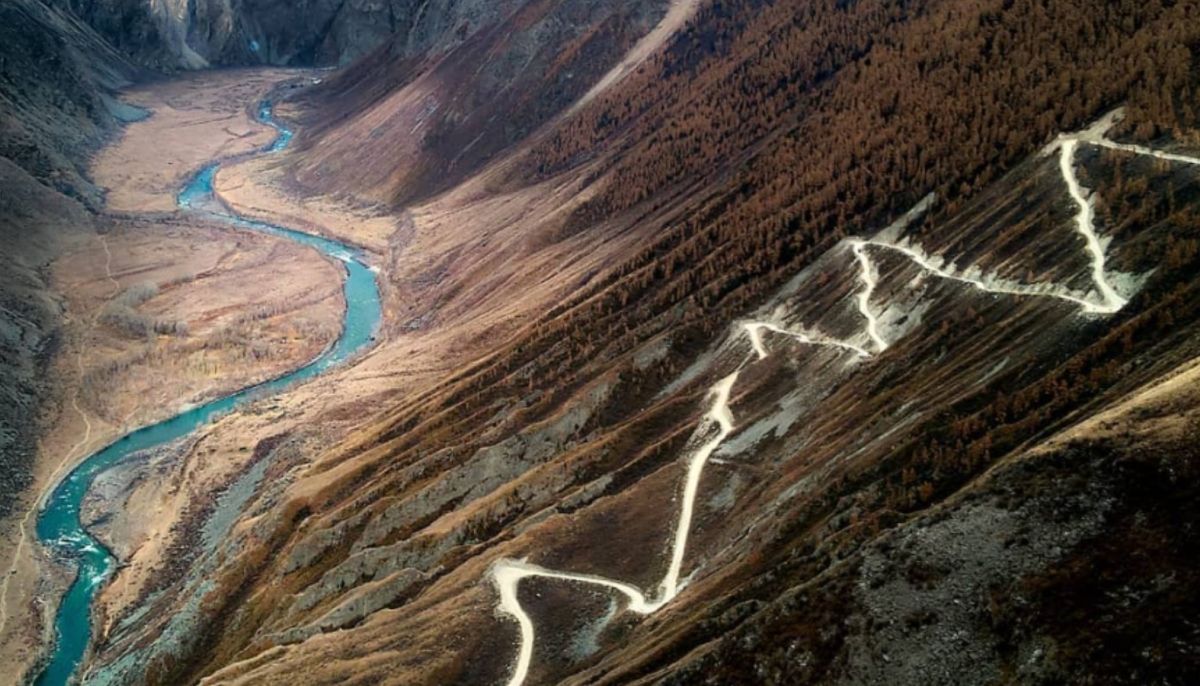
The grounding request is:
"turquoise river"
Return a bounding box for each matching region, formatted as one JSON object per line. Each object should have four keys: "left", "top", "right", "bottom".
{"left": 32, "top": 99, "right": 382, "bottom": 685}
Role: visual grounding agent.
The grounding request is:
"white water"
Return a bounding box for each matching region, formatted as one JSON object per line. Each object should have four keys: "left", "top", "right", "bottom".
{"left": 487, "top": 116, "right": 1199, "bottom": 686}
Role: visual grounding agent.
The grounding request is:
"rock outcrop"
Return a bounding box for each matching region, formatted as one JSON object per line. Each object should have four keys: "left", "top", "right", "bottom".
{"left": 8, "top": 1, "right": 1200, "bottom": 684}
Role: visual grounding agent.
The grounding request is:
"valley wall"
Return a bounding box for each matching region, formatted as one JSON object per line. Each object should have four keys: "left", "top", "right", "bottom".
{"left": 46, "top": 0, "right": 594, "bottom": 71}
{"left": 0, "top": 0, "right": 138, "bottom": 522}
{"left": 63, "top": 1, "right": 1200, "bottom": 685}
{"left": 6, "top": 1, "right": 1200, "bottom": 685}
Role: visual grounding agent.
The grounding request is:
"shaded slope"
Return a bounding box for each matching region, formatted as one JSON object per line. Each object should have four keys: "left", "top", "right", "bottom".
{"left": 48, "top": 0, "right": 410, "bottom": 69}
{"left": 0, "top": 0, "right": 139, "bottom": 207}
{"left": 129, "top": 118, "right": 1200, "bottom": 683}
{"left": 666, "top": 354, "right": 1200, "bottom": 686}
{"left": 0, "top": 160, "right": 93, "bottom": 521}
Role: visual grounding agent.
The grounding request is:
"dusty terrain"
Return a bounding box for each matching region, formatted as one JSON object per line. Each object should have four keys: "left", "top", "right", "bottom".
{"left": 0, "top": 66, "right": 434, "bottom": 685}
{"left": 0, "top": 72, "right": 342, "bottom": 682}
{"left": 52, "top": 218, "right": 343, "bottom": 434}
{"left": 0, "top": 59, "right": 692, "bottom": 682}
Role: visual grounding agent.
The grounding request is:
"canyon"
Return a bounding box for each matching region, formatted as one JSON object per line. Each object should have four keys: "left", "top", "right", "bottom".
{"left": 3, "top": 1, "right": 1200, "bottom": 685}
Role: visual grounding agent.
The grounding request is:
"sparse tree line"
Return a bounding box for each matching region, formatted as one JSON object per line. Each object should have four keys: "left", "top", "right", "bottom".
{"left": 80, "top": 284, "right": 338, "bottom": 423}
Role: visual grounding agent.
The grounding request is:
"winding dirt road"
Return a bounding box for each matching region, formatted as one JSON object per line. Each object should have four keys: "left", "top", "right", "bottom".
{"left": 485, "top": 114, "right": 1200, "bottom": 686}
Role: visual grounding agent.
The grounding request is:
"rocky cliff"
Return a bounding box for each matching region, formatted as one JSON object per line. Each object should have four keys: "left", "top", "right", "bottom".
{"left": 285, "top": 0, "right": 671, "bottom": 203}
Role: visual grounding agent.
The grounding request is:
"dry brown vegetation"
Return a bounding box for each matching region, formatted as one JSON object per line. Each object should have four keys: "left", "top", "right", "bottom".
{"left": 88, "top": 2, "right": 1200, "bottom": 685}
{"left": 312, "top": 0, "right": 1200, "bottom": 508}
{"left": 90, "top": 69, "right": 290, "bottom": 213}
{"left": 3, "top": 1, "right": 1188, "bottom": 684}
{"left": 286, "top": 0, "right": 675, "bottom": 204}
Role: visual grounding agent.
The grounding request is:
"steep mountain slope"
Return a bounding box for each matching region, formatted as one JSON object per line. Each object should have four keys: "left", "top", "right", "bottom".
{"left": 56, "top": 1, "right": 1200, "bottom": 685}
{"left": 47, "top": 0, "right": 605, "bottom": 70}
{"left": 0, "top": 0, "right": 138, "bottom": 521}
{"left": 47, "top": 0, "right": 375, "bottom": 68}
{"left": 0, "top": 0, "right": 140, "bottom": 207}
{"left": 0, "top": 159, "right": 93, "bottom": 521}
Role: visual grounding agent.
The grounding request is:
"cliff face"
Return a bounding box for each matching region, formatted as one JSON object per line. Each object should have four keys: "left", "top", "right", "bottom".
{"left": 70, "top": 1, "right": 1200, "bottom": 685}
{"left": 1, "top": 0, "right": 139, "bottom": 207}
